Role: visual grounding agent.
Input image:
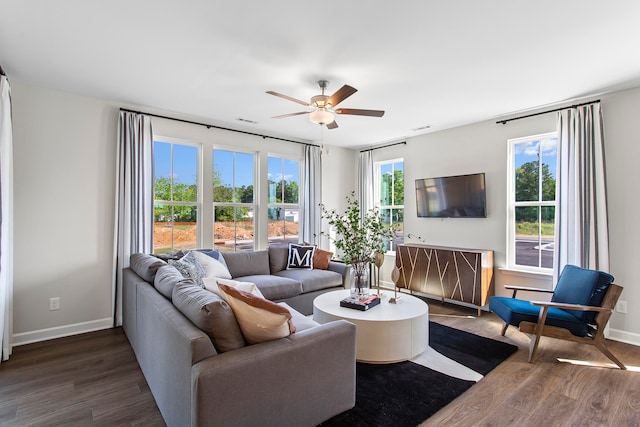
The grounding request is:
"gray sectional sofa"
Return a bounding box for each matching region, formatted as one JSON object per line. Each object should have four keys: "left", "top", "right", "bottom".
{"left": 222, "top": 246, "right": 350, "bottom": 315}
{"left": 122, "top": 248, "right": 356, "bottom": 427}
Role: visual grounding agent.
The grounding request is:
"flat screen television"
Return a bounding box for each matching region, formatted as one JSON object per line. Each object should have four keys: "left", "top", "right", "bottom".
{"left": 415, "top": 173, "right": 487, "bottom": 218}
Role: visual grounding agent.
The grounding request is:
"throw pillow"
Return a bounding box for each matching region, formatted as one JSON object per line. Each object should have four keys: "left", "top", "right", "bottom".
{"left": 202, "top": 277, "right": 265, "bottom": 300}
{"left": 313, "top": 247, "right": 333, "bottom": 270}
{"left": 130, "top": 253, "right": 166, "bottom": 283}
{"left": 192, "top": 250, "right": 232, "bottom": 279}
{"left": 172, "top": 280, "right": 245, "bottom": 353}
{"left": 154, "top": 264, "right": 185, "bottom": 300}
{"left": 196, "top": 249, "right": 230, "bottom": 271}
{"left": 218, "top": 284, "right": 296, "bottom": 344}
{"left": 286, "top": 243, "right": 315, "bottom": 270}
{"left": 169, "top": 251, "right": 206, "bottom": 287}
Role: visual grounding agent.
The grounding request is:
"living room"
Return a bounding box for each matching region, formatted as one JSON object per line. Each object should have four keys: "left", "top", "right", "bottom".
{"left": 2, "top": 1, "right": 640, "bottom": 426}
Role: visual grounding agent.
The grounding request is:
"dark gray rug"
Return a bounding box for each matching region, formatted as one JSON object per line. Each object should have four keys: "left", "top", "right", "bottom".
{"left": 320, "top": 321, "right": 518, "bottom": 427}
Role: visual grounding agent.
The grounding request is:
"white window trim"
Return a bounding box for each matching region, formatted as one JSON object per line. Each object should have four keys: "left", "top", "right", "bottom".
{"left": 506, "top": 131, "right": 557, "bottom": 274}
{"left": 374, "top": 157, "right": 404, "bottom": 254}
{"left": 153, "top": 136, "right": 203, "bottom": 251}
{"left": 212, "top": 146, "right": 259, "bottom": 250}
{"left": 267, "top": 154, "right": 302, "bottom": 245}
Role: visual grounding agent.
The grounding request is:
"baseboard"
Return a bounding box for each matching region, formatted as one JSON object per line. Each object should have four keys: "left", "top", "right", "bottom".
{"left": 606, "top": 327, "right": 640, "bottom": 347}
{"left": 12, "top": 317, "right": 114, "bottom": 346}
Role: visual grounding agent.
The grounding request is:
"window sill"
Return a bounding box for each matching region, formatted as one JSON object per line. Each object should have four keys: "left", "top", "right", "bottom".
{"left": 498, "top": 267, "right": 552, "bottom": 280}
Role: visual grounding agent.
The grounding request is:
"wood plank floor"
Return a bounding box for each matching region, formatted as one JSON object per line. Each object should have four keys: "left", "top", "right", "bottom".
{"left": 1, "top": 299, "right": 638, "bottom": 426}
{"left": 423, "top": 300, "right": 640, "bottom": 427}
{"left": 0, "top": 328, "right": 165, "bottom": 426}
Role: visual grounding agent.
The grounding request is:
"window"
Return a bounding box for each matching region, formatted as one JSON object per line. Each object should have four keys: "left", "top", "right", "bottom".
{"left": 213, "top": 149, "right": 255, "bottom": 252}
{"left": 153, "top": 141, "right": 199, "bottom": 254}
{"left": 267, "top": 156, "right": 300, "bottom": 246}
{"left": 375, "top": 159, "right": 404, "bottom": 252}
{"left": 508, "top": 132, "right": 558, "bottom": 271}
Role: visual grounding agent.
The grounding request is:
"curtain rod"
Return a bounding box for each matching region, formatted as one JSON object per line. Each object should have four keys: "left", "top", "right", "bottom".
{"left": 360, "top": 141, "right": 406, "bottom": 153}
{"left": 119, "top": 108, "right": 319, "bottom": 147}
{"left": 496, "top": 99, "right": 601, "bottom": 125}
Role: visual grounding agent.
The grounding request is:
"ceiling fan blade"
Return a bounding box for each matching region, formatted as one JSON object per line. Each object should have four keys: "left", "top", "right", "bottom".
{"left": 327, "top": 85, "right": 357, "bottom": 108}
{"left": 335, "top": 108, "right": 385, "bottom": 117}
{"left": 272, "top": 111, "right": 310, "bottom": 119}
{"left": 266, "top": 91, "right": 310, "bottom": 107}
{"left": 326, "top": 120, "right": 339, "bottom": 129}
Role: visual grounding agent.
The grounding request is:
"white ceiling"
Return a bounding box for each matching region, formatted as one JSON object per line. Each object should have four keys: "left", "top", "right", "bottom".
{"left": 2, "top": 0, "right": 640, "bottom": 148}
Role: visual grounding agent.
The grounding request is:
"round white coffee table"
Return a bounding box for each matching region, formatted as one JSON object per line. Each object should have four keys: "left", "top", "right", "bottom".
{"left": 313, "top": 289, "right": 428, "bottom": 363}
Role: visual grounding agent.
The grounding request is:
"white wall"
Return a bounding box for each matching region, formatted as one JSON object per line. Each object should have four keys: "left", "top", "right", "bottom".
{"left": 12, "top": 83, "right": 118, "bottom": 343}
{"left": 371, "top": 87, "right": 640, "bottom": 344}
{"left": 10, "top": 81, "right": 640, "bottom": 347}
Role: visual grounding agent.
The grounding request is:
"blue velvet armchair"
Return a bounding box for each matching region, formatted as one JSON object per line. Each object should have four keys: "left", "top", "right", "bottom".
{"left": 489, "top": 264, "right": 626, "bottom": 369}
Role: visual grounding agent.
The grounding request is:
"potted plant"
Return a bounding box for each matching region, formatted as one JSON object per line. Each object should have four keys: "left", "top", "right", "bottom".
{"left": 319, "top": 192, "right": 395, "bottom": 298}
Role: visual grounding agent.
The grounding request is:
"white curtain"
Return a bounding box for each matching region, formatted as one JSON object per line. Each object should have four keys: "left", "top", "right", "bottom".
{"left": 358, "top": 150, "right": 374, "bottom": 215}
{"left": 0, "top": 69, "right": 14, "bottom": 362}
{"left": 114, "top": 111, "right": 154, "bottom": 326}
{"left": 554, "top": 103, "right": 609, "bottom": 281}
{"left": 300, "top": 144, "right": 322, "bottom": 244}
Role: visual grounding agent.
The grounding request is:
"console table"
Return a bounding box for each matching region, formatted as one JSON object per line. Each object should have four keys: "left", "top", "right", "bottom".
{"left": 395, "top": 244, "right": 493, "bottom": 315}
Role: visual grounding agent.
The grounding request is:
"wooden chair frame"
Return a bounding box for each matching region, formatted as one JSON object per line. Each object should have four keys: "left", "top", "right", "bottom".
{"left": 501, "top": 284, "right": 626, "bottom": 370}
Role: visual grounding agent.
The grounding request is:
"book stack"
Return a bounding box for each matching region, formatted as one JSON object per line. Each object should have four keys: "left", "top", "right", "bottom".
{"left": 339, "top": 295, "right": 381, "bottom": 311}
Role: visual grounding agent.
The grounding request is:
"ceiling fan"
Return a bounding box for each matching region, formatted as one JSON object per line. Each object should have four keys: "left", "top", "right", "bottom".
{"left": 266, "top": 80, "right": 384, "bottom": 129}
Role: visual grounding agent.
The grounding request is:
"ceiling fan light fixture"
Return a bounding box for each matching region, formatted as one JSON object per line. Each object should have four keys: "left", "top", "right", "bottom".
{"left": 309, "top": 107, "right": 334, "bottom": 125}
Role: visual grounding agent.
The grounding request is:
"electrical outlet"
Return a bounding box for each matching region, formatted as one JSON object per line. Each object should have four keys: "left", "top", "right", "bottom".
{"left": 49, "top": 297, "right": 60, "bottom": 311}
{"left": 616, "top": 300, "right": 627, "bottom": 314}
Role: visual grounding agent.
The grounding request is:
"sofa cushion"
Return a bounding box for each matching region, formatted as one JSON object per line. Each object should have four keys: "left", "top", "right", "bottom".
{"left": 130, "top": 253, "right": 166, "bottom": 283}
{"left": 268, "top": 246, "right": 289, "bottom": 273}
{"left": 172, "top": 280, "right": 245, "bottom": 353}
{"left": 235, "top": 275, "right": 303, "bottom": 300}
{"left": 192, "top": 250, "right": 232, "bottom": 279}
{"left": 274, "top": 269, "right": 343, "bottom": 294}
{"left": 222, "top": 251, "right": 270, "bottom": 278}
{"left": 169, "top": 251, "right": 206, "bottom": 287}
{"left": 287, "top": 243, "right": 316, "bottom": 270}
{"left": 280, "top": 302, "right": 319, "bottom": 332}
{"left": 490, "top": 295, "right": 589, "bottom": 337}
{"left": 154, "top": 264, "right": 185, "bottom": 300}
{"left": 219, "top": 284, "right": 295, "bottom": 344}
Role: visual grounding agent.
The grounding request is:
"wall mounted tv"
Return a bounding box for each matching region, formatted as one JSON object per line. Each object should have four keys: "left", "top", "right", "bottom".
{"left": 415, "top": 172, "right": 487, "bottom": 218}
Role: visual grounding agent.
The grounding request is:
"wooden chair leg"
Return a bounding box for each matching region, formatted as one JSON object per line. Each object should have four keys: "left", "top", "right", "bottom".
{"left": 595, "top": 341, "right": 627, "bottom": 370}
{"left": 528, "top": 334, "right": 543, "bottom": 362}
{"left": 501, "top": 323, "right": 509, "bottom": 336}
{"left": 528, "top": 306, "right": 549, "bottom": 363}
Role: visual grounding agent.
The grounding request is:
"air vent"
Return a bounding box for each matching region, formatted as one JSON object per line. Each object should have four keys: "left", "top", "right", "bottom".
{"left": 235, "top": 117, "right": 258, "bottom": 124}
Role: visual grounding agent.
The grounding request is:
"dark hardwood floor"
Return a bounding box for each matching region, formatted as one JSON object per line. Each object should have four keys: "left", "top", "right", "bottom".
{"left": 0, "top": 328, "right": 165, "bottom": 426}
{"left": 1, "top": 299, "right": 638, "bottom": 426}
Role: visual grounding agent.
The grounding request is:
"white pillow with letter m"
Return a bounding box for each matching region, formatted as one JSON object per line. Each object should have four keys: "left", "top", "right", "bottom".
{"left": 286, "top": 243, "right": 316, "bottom": 270}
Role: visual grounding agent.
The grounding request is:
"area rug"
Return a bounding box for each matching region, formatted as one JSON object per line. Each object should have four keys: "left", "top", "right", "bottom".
{"left": 320, "top": 321, "right": 518, "bottom": 427}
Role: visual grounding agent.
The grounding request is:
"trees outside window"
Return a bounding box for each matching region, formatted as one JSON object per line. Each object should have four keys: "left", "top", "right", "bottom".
{"left": 508, "top": 132, "right": 558, "bottom": 271}
{"left": 267, "top": 156, "right": 300, "bottom": 246}
{"left": 375, "top": 159, "right": 404, "bottom": 252}
{"left": 213, "top": 149, "right": 256, "bottom": 252}
{"left": 153, "top": 141, "right": 199, "bottom": 254}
